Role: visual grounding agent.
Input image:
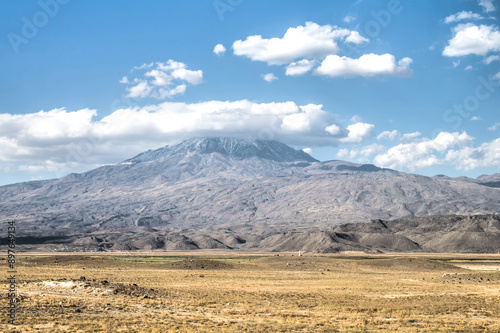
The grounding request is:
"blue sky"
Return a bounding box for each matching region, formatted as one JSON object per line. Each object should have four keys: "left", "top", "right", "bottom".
{"left": 0, "top": 0, "right": 499, "bottom": 185}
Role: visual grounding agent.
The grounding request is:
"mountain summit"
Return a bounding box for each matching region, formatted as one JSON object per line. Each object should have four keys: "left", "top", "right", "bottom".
{"left": 122, "top": 137, "right": 318, "bottom": 164}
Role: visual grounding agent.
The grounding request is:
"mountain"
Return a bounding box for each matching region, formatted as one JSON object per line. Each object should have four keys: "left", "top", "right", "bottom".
{"left": 433, "top": 173, "right": 500, "bottom": 188}
{"left": 1, "top": 137, "right": 500, "bottom": 252}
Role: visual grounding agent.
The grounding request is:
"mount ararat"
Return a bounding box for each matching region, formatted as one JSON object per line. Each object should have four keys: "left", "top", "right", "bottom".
{"left": 1, "top": 137, "right": 499, "bottom": 252}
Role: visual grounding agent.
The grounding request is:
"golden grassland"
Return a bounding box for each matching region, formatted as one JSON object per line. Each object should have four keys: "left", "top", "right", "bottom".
{"left": 1, "top": 252, "right": 499, "bottom": 332}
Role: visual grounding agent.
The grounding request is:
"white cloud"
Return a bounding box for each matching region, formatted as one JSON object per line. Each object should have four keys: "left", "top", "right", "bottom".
{"left": 145, "top": 69, "right": 170, "bottom": 86}
{"left": 325, "top": 124, "right": 341, "bottom": 135}
{"left": 465, "top": 65, "right": 474, "bottom": 70}
{"left": 400, "top": 131, "right": 421, "bottom": 143}
{"left": 285, "top": 59, "right": 316, "bottom": 76}
{"left": 336, "top": 148, "right": 352, "bottom": 159}
{"left": 446, "top": 138, "right": 500, "bottom": 170}
{"left": 0, "top": 102, "right": 376, "bottom": 176}
{"left": 377, "top": 130, "right": 399, "bottom": 141}
{"left": 127, "top": 81, "right": 152, "bottom": 98}
{"left": 359, "top": 144, "right": 386, "bottom": 156}
{"left": 303, "top": 147, "right": 313, "bottom": 155}
{"left": 171, "top": 68, "right": 204, "bottom": 85}
{"left": 444, "top": 11, "right": 484, "bottom": 24}
{"left": 279, "top": 104, "right": 334, "bottom": 133}
{"left": 122, "top": 60, "right": 203, "bottom": 99}
{"left": 314, "top": 53, "right": 413, "bottom": 78}
{"left": 373, "top": 131, "right": 473, "bottom": 171}
{"left": 336, "top": 143, "right": 385, "bottom": 163}
{"left": 232, "top": 21, "right": 367, "bottom": 65}
{"left": 484, "top": 54, "right": 500, "bottom": 63}
{"left": 443, "top": 24, "right": 500, "bottom": 57}
{"left": 0, "top": 108, "right": 101, "bottom": 174}
{"left": 133, "top": 62, "right": 154, "bottom": 70}
{"left": 262, "top": 73, "right": 278, "bottom": 82}
{"left": 470, "top": 116, "right": 482, "bottom": 120}
{"left": 340, "top": 122, "right": 375, "bottom": 143}
{"left": 18, "top": 161, "right": 72, "bottom": 173}
{"left": 0, "top": 108, "right": 97, "bottom": 144}
{"left": 351, "top": 115, "right": 362, "bottom": 122}
{"left": 231, "top": 21, "right": 414, "bottom": 81}
{"left": 488, "top": 122, "right": 500, "bottom": 130}
{"left": 156, "top": 85, "right": 187, "bottom": 99}
{"left": 343, "top": 15, "right": 355, "bottom": 23}
{"left": 345, "top": 31, "right": 369, "bottom": 44}
{"left": 213, "top": 43, "right": 226, "bottom": 55}
{"left": 453, "top": 60, "right": 461, "bottom": 67}
{"left": 478, "top": 0, "right": 495, "bottom": 12}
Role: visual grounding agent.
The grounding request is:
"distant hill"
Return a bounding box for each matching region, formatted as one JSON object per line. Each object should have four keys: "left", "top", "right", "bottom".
{"left": 433, "top": 173, "right": 500, "bottom": 188}
{"left": 257, "top": 214, "right": 500, "bottom": 253}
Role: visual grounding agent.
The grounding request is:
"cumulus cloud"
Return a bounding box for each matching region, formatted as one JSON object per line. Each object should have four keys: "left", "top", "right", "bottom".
{"left": 314, "top": 53, "right": 413, "bottom": 78}
{"left": 377, "top": 130, "right": 399, "bottom": 141}
{"left": 0, "top": 108, "right": 96, "bottom": 147}
{"left": 444, "top": 11, "right": 485, "bottom": 24}
{"left": 232, "top": 21, "right": 367, "bottom": 65}
{"left": 0, "top": 102, "right": 377, "bottom": 176}
{"left": 285, "top": 59, "right": 316, "bottom": 76}
{"left": 345, "top": 31, "right": 369, "bottom": 44}
{"left": 262, "top": 73, "right": 278, "bottom": 82}
{"left": 213, "top": 43, "right": 226, "bottom": 55}
{"left": 231, "top": 21, "right": 414, "bottom": 80}
{"left": 325, "top": 124, "right": 341, "bottom": 135}
{"left": 478, "top": 0, "right": 495, "bottom": 12}
{"left": 373, "top": 132, "right": 473, "bottom": 171}
{"left": 446, "top": 138, "right": 500, "bottom": 170}
{"left": 443, "top": 24, "right": 500, "bottom": 57}
{"left": 122, "top": 60, "right": 203, "bottom": 99}
{"left": 340, "top": 122, "right": 375, "bottom": 143}
{"left": 0, "top": 108, "right": 105, "bottom": 176}
{"left": 470, "top": 116, "right": 482, "bottom": 120}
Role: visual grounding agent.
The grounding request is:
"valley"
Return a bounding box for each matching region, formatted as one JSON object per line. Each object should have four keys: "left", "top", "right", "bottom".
{"left": 1, "top": 252, "right": 499, "bottom": 332}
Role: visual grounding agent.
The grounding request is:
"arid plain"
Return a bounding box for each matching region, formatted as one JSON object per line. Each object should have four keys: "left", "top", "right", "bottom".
{"left": 1, "top": 252, "right": 499, "bottom": 332}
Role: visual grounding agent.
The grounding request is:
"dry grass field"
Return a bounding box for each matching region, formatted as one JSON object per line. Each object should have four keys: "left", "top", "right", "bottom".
{"left": 1, "top": 252, "right": 499, "bottom": 332}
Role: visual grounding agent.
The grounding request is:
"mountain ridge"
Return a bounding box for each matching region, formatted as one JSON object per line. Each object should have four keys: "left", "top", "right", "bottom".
{"left": 433, "top": 173, "right": 500, "bottom": 188}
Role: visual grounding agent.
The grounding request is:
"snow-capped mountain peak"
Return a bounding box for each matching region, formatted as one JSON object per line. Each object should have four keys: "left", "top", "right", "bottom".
{"left": 122, "top": 137, "right": 318, "bottom": 164}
